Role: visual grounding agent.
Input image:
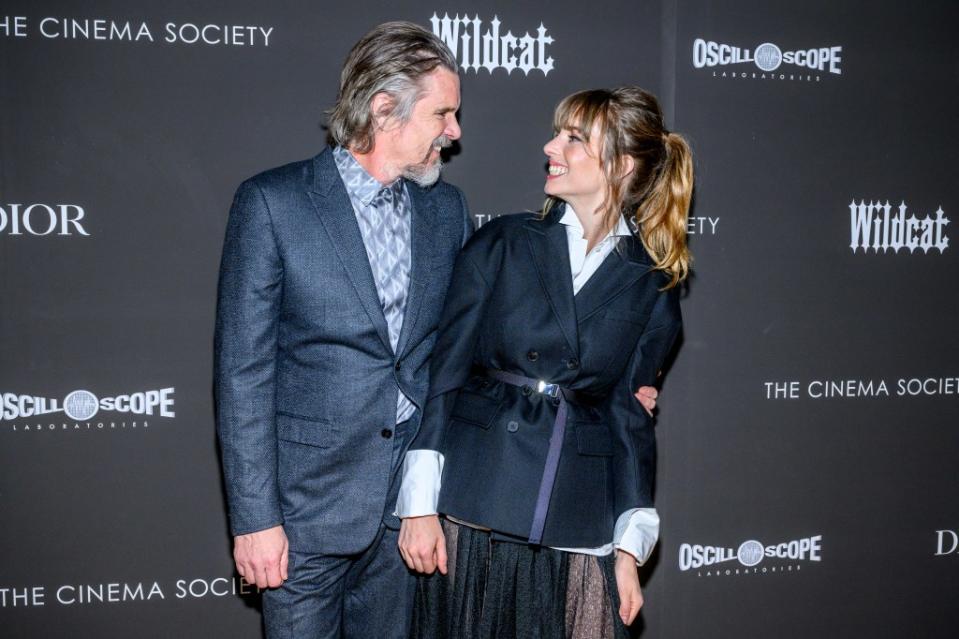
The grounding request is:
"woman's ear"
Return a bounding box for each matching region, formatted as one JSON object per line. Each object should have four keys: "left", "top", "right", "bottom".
{"left": 620, "top": 155, "right": 636, "bottom": 179}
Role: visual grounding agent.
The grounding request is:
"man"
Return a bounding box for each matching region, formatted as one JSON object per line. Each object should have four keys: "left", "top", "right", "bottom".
{"left": 215, "top": 22, "right": 466, "bottom": 638}
{"left": 215, "top": 21, "right": 660, "bottom": 638}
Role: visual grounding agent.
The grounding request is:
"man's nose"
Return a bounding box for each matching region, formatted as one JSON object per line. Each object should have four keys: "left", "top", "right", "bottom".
{"left": 445, "top": 113, "right": 461, "bottom": 141}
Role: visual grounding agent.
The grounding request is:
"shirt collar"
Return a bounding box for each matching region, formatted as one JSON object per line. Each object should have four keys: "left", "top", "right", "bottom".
{"left": 559, "top": 204, "right": 632, "bottom": 240}
{"left": 332, "top": 145, "right": 400, "bottom": 206}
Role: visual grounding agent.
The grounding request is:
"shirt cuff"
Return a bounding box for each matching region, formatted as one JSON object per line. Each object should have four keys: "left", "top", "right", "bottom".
{"left": 394, "top": 449, "right": 445, "bottom": 518}
{"left": 613, "top": 508, "right": 660, "bottom": 566}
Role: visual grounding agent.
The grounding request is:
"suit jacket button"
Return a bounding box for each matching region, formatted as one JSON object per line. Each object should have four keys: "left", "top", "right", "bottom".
{"left": 394, "top": 360, "right": 402, "bottom": 371}
{"left": 507, "top": 420, "right": 519, "bottom": 433}
{"left": 551, "top": 397, "right": 561, "bottom": 406}
{"left": 381, "top": 428, "right": 393, "bottom": 439}
{"left": 521, "top": 385, "right": 532, "bottom": 396}
{"left": 566, "top": 358, "right": 580, "bottom": 370}
{"left": 527, "top": 350, "right": 539, "bottom": 361}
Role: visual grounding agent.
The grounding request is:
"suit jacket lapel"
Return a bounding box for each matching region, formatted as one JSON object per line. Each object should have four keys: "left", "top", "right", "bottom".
{"left": 395, "top": 182, "right": 438, "bottom": 358}
{"left": 524, "top": 208, "right": 580, "bottom": 358}
{"left": 574, "top": 236, "right": 652, "bottom": 322}
{"left": 308, "top": 148, "right": 392, "bottom": 353}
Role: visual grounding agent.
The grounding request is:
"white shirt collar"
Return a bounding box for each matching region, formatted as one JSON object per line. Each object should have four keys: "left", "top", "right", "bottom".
{"left": 558, "top": 204, "right": 632, "bottom": 240}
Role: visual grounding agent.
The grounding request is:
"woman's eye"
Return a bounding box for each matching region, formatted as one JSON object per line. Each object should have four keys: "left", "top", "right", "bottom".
{"left": 568, "top": 134, "right": 581, "bottom": 142}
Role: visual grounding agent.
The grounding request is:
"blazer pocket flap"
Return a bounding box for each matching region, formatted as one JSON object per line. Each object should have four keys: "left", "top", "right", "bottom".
{"left": 276, "top": 413, "right": 332, "bottom": 448}
{"left": 576, "top": 423, "right": 615, "bottom": 456}
{"left": 450, "top": 391, "right": 502, "bottom": 429}
{"left": 603, "top": 308, "right": 648, "bottom": 324}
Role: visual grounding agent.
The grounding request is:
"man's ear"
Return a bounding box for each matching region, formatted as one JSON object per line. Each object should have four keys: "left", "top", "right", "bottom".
{"left": 370, "top": 92, "right": 396, "bottom": 131}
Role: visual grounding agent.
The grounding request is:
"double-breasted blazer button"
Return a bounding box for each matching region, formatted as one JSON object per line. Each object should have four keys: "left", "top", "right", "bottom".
{"left": 507, "top": 420, "right": 519, "bottom": 433}
{"left": 526, "top": 350, "right": 539, "bottom": 361}
{"left": 381, "top": 428, "right": 393, "bottom": 439}
{"left": 566, "top": 358, "right": 580, "bottom": 370}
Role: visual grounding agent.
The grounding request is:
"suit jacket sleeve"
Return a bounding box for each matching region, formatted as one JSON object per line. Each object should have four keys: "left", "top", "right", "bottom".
{"left": 214, "top": 179, "right": 285, "bottom": 536}
{"left": 608, "top": 285, "right": 682, "bottom": 515}
{"left": 456, "top": 185, "right": 475, "bottom": 246}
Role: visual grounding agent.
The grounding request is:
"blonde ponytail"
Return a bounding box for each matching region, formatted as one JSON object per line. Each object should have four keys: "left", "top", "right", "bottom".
{"left": 635, "top": 132, "right": 693, "bottom": 288}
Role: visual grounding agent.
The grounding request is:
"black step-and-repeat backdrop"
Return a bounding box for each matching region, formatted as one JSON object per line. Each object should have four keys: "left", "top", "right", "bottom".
{"left": 1, "top": 1, "right": 956, "bottom": 637}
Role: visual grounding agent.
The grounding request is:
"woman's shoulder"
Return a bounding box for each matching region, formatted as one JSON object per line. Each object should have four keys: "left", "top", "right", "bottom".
{"left": 463, "top": 211, "right": 540, "bottom": 251}
{"left": 478, "top": 211, "right": 540, "bottom": 234}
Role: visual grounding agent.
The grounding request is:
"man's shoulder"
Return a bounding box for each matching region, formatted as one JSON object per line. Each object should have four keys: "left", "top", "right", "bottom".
{"left": 413, "top": 178, "right": 465, "bottom": 209}
{"left": 237, "top": 150, "right": 328, "bottom": 195}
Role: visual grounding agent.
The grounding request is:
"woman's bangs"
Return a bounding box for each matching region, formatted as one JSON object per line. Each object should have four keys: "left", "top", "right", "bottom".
{"left": 552, "top": 91, "right": 609, "bottom": 143}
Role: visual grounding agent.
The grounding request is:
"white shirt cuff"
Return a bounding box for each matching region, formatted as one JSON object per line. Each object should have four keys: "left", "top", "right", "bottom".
{"left": 613, "top": 508, "right": 660, "bottom": 566}
{"left": 394, "top": 449, "right": 445, "bottom": 518}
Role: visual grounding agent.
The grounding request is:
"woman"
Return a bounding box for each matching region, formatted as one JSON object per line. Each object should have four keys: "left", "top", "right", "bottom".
{"left": 396, "top": 87, "right": 693, "bottom": 638}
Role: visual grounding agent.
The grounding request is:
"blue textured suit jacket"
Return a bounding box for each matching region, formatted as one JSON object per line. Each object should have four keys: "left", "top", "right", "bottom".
{"left": 215, "top": 146, "right": 471, "bottom": 554}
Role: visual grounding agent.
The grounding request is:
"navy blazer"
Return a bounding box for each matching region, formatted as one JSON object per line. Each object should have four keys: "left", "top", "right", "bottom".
{"left": 408, "top": 205, "right": 681, "bottom": 548}
{"left": 215, "top": 147, "right": 471, "bottom": 554}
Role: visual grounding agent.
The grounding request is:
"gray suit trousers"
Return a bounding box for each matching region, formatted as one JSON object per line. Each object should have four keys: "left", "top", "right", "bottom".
{"left": 263, "top": 524, "right": 414, "bottom": 639}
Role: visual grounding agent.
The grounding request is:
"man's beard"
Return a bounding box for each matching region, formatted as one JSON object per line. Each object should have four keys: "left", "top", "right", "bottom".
{"left": 402, "top": 135, "right": 452, "bottom": 187}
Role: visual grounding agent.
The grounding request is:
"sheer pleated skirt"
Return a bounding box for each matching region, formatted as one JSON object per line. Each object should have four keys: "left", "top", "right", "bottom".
{"left": 411, "top": 519, "right": 630, "bottom": 639}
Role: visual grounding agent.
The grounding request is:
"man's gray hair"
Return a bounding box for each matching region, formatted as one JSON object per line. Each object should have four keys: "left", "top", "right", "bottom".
{"left": 328, "top": 22, "right": 458, "bottom": 153}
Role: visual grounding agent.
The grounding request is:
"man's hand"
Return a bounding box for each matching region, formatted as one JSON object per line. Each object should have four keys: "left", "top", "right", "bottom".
{"left": 635, "top": 385, "right": 658, "bottom": 416}
{"left": 233, "top": 525, "right": 289, "bottom": 589}
{"left": 614, "top": 549, "right": 644, "bottom": 626}
{"left": 398, "top": 515, "right": 448, "bottom": 575}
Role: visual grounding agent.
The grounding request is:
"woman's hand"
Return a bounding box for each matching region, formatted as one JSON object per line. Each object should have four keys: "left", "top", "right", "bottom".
{"left": 398, "top": 514, "right": 448, "bottom": 575}
{"left": 635, "top": 385, "right": 658, "bottom": 416}
{"left": 614, "top": 549, "right": 644, "bottom": 625}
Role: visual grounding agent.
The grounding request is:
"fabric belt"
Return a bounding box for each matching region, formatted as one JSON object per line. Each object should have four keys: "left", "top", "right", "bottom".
{"left": 481, "top": 368, "right": 594, "bottom": 545}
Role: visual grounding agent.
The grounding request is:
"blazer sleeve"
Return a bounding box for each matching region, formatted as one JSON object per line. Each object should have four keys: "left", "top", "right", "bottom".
{"left": 394, "top": 188, "right": 477, "bottom": 518}
{"left": 608, "top": 285, "right": 682, "bottom": 515}
{"left": 214, "top": 179, "right": 285, "bottom": 536}
{"left": 410, "top": 246, "right": 494, "bottom": 453}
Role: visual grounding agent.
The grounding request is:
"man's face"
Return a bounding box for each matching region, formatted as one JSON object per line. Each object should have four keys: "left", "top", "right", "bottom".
{"left": 384, "top": 67, "right": 461, "bottom": 186}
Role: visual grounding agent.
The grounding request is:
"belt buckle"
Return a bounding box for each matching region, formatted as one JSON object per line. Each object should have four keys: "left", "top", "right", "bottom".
{"left": 536, "top": 380, "right": 560, "bottom": 398}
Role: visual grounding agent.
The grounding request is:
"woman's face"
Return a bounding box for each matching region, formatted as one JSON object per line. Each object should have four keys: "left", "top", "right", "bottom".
{"left": 543, "top": 119, "right": 607, "bottom": 204}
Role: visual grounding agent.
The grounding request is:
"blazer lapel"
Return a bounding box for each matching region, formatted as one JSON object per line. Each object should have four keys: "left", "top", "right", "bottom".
{"left": 524, "top": 209, "right": 580, "bottom": 358}
{"left": 574, "top": 236, "right": 652, "bottom": 322}
{"left": 395, "top": 182, "right": 439, "bottom": 358}
{"left": 308, "top": 148, "right": 392, "bottom": 353}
